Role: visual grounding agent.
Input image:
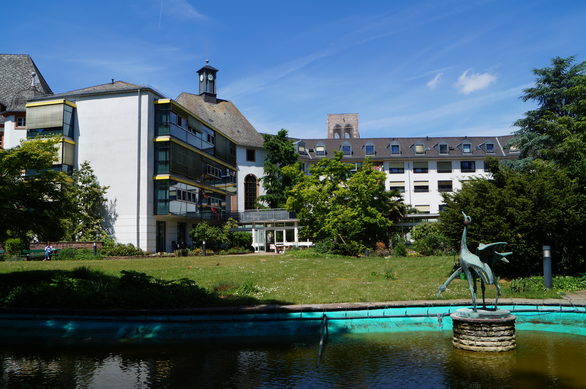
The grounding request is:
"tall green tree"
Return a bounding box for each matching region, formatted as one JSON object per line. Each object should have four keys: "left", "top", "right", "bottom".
{"left": 258, "top": 129, "right": 298, "bottom": 208}
{"left": 0, "top": 137, "right": 71, "bottom": 242}
{"left": 509, "top": 56, "right": 586, "bottom": 184}
{"left": 286, "top": 152, "right": 405, "bottom": 255}
{"left": 63, "top": 161, "right": 110, "bottom": 241}
{"left": 439, "top": 160, "right": 585, "bottom": 277}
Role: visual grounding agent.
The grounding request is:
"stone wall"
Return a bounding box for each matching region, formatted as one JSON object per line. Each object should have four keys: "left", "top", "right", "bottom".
{"left": 451, "top": 314, "right": 516, "bottom": 352}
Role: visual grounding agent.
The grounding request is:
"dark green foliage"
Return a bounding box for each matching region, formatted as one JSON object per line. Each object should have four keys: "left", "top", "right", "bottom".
{"left": 190, "top": 218, "right": 253, "bottom": 252}
{"left": 258, "top": 129, "right": 298, "bottom": 208}
{"left": 440, "top": 161, "right": 585, "bottom": 277}
{"left": 0, "top": 137, "right": 71, "bottom": 242}
{"left": 100, "top": 242, "right": 144, "bottom": 257}
{"left": 509, "top": 56, "right": 586, "bottom": 187}
{"left": 191, "top": 222, "right": 225, "bottom": 251}
{"left": 510, "top": 275, "right": 586, "bottom": 294}
{"left": 4, "top": 238, "right": 25, "bottom": 256}
{"left": 410, "top": 222, "right": 453, "bottom": 256}
{"left": 0, "top": 267, "right": 217, "bottom": 309}
{"left": 57, "top": 248, "right": 101, "bottom": 260}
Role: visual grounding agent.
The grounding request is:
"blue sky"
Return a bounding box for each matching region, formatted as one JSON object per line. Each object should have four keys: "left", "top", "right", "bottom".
{"left": 3, "top": 0, "right": 586, "bottom": 139}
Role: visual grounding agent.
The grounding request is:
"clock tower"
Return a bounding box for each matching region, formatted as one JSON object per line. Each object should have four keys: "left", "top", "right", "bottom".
{"left": 197, "top": 60, "right": 218, "bottom": 103}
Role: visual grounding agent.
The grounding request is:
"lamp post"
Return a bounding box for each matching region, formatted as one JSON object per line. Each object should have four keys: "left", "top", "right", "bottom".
{"left": 543, "top": 245, "right": 552, "bottom": 289}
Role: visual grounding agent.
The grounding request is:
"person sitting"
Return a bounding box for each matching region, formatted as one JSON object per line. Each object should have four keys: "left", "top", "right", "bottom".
{"left": 44, "top": 243, "right": 54, "bottom": 261}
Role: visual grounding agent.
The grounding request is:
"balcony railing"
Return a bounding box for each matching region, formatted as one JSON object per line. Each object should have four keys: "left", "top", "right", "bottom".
{"left": 239, "top": 209, "right": 296, "bottom": 222}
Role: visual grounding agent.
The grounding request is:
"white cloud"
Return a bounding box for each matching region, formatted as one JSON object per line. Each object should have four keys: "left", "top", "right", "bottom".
{"left": 455, "top": 70, "right": 496, "bottom": 94}
{"left": 163, "top": 0, "right": 207, "bottom": 20}
{"left": 426, "top": 72, "right": 442, "bottom": 89}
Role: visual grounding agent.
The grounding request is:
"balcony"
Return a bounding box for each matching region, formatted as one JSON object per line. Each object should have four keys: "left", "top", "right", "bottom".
{"left": 239, "top": 209, "right": 296, "bottom": 222}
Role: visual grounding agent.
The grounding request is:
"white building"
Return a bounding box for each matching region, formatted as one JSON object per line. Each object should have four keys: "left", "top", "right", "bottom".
{"left": 24, "top": 65, "right": 243, "bottom": 253}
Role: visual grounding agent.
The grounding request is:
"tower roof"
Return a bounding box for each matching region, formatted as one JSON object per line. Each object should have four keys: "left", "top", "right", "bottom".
{"left": 0, "top": 54, "right": 53, "bottom": 113}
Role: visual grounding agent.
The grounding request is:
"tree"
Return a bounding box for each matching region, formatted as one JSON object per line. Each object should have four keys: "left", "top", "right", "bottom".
{"left": 258, "top": 129, "right": 298, "bottom": 208}
{"left": 0, "top": 137, "right": 71, "bottom": 243}
{"left": 190, "top": 222, "right": 225, "bottom": 251}
{"left": 439, "top": 160, "right": 585, "bottom": 277}
{"left": 63, "top": 161, "right": 110, "bottom": 241}
{"left": 286, "top": 152, "right": 405, "bottom": 255}
{"left": 509, "top": 56, "right": 586, "bottom": 184}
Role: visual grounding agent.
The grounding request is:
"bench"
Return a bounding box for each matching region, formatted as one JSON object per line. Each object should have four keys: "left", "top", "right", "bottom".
{"left": 20, "top": 249, "right": 60, "bottom": 260}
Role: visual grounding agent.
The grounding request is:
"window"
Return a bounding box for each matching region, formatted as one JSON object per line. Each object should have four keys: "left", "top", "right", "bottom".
{"left": 246, "top": 148, "right": 256, "bottom": 162}
{"left": 390, "top": 144, "right": 400, "bottom": 154}
{"left": 460, "top": 161, "right": 476, "bottom": 173}
{"left": 438, "top": 180, "right": 453, "bottom": 192}
{"left": 365, "top": 144, "right": 375, "bottom": 156}
{"left": 388, "top": 161, "right": 404, "bottom": 174}
{"left": 16, "top": 117, "right": 26, "bottom": 127}
{"left": 439, "top": 204, "right": 448, "bottom": 212}
{"left": 298, "top": 143, "right": 306, "bottom": 154}
{"left": 485, "top": 143, "right": 495, "bottom": 153}
{"left": 414, "top": 181, "right": 429, "bottom": 192}
{"left": 350, "top": 162, "right": 363, "bottom": 172}
{"left": 437, "top": 161, "right": 452, "bottom": 173}
{"left": 413, "top": 161, "right": 428, "bottom": 173}
{"left": 462, "top": 143, "right": 471, "bottom": 153}
{"left": 315, "top": 145, "right": 325, "bottom": 156}
{"left": 414, "top": 205, "right": 430, "bottom": 214}
{"left": 389, "top": 181, "right": 405, "bottom": 193}
{"left": 341, "top": 143, "right": 352, "bottom": 155}
{"left": 438, "top": 143, "right": 448, "bottom": 154}
{"left": 415, "top": 144, "right": 426, "bottom": 154}
{"left": 244, "top": 174, "right": 258, "bottom": 210}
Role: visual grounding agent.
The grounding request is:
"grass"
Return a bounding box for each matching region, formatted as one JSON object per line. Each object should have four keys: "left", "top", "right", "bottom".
{"left": 0, "top": 252, "right": 577, "bottom": 309}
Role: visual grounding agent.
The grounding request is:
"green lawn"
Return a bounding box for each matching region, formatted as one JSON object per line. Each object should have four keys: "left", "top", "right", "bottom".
{"left": 0, "top": 252, "right": 568, "bottom": 308}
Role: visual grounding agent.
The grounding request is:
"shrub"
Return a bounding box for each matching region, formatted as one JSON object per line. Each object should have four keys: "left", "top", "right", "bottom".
{"left": 392, "top": 242, "right": 407, "bottom": 257}
{"left": 100, "top": 242, "right": 144, "bottom": 257}
{"left": 410, "top": 222, "right": 452, "bottom": 256}
{"left": 5, "top": 238, "right": 26, "bottom": 256}
{"left": 58, "top": 248, "right": 101, "bottom": 260}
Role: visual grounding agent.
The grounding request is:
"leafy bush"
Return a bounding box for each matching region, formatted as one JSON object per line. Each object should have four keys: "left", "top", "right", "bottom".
{"left": 510, "top": 275, "right": 586, "bottom": 293}
{"left": 191, "top": 222, "right": 225, "bottom": 251}
{"left": 392, "top": 242, "right": 407, "bottom": 257}
{"left": 410, "top": 222, "right": 452, "bottom": 256}
{"left": 100, "top": 242, "right": 144, "bottom": 256}
{"left": 228, "top": 231, "right": 253, "bottom": 251}
{"left": 58, "top": 248, "right": 101, "bottom": 260}
{"left": 5, "top": 238, "right": 26, "bottom": 256}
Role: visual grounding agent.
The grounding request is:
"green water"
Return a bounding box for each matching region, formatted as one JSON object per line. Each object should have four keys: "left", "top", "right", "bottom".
{"left": 1, "top": 331, "right": 585, "bottom": 388}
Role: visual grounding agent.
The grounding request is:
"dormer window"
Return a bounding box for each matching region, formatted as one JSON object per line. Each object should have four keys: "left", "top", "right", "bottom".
{"left": 315, "top": 145, "right": 326, "bottom": 156}
{"left": 485, "top": 143, "right": 495, "bottom": 153}
{"left": 462, "top": 143, "right": 471, "bottom": 153}
{"left": 297, "top": 142, "right": 306, "bottom": 154}
{"left": 509, "top": 145, "right": 520, "bottom": 153}
{"left": 390, "top": 144, "right": 400, "bottom": 154}
{"left": 438, "top": 143, "right": 449, "bottom": 154}
{"left": 365, "top": 144, "right": 375, "bottom": 156}
{"left": 415, "top": 144, "right": 425, "bottom": 154}
{"left": 341, "top": 142, "right": 352, "bottom": 155}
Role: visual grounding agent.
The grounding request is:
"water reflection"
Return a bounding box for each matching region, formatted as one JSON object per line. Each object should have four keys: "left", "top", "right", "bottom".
{"left": 1, "top": 332, "right": 585, "bottom": 388}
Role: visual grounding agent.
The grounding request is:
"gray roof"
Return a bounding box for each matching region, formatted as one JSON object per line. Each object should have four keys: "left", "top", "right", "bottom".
{"left": 48, "top": 80, "right": 158, "bottom": 98}
{"left": 176, "top": 92, "right": 264, "bottom": 148}
{"left": 297, "top": 135, "right": 517, "bottom": 160}
{"left": 0, "top": 54, "right": 52, "bottom": 114}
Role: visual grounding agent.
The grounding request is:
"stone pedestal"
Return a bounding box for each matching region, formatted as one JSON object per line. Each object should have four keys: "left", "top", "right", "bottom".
{"left": 451, "top": 308, "right": 516, "bottom": 352}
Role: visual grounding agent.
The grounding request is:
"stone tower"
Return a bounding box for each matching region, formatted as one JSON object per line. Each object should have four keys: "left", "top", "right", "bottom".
{"left": 327, "top": 113, "right": 359, "bottom": 139}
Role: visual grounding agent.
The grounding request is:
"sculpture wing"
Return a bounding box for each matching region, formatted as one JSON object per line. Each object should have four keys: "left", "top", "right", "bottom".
{"left": 477, "top": 242, "right": 508, "bottom": 266}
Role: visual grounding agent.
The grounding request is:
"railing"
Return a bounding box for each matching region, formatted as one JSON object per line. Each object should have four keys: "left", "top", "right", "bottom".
{"left": 239, "top": 209, "right": 297, "bottom": 222}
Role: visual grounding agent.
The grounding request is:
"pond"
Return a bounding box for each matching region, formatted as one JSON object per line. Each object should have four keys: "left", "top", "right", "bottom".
{"left": 1, "top": 330, "right": 585, "bottom": 388}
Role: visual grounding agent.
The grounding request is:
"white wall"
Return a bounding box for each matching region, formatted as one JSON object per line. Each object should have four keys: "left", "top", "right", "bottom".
{"left": 236, "top": 146, "right": 266, "bottom": 211}
{"left": 74, "top": 91, "right": 156, "bottom": 252}
{"left": 2, "top": 115, "right": 27, "bottom": 149}
{"left": 384, "top": 159, "right": 489, "bottom": 213}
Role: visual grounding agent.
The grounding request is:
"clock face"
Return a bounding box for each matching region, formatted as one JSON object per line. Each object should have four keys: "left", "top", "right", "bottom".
{"left": 199, "top": 74, "right": 204, "bottom": 82}
{"left": 207, "top": 74, "right": 214, "bottom": 81}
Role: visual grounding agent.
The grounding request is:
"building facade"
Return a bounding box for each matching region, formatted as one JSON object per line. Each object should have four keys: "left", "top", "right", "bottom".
{"left": 295, "top": 135, "right": 518, "bottom": 214}
{"left": 25, "top": 69, "right": 239, "bottom": 252}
